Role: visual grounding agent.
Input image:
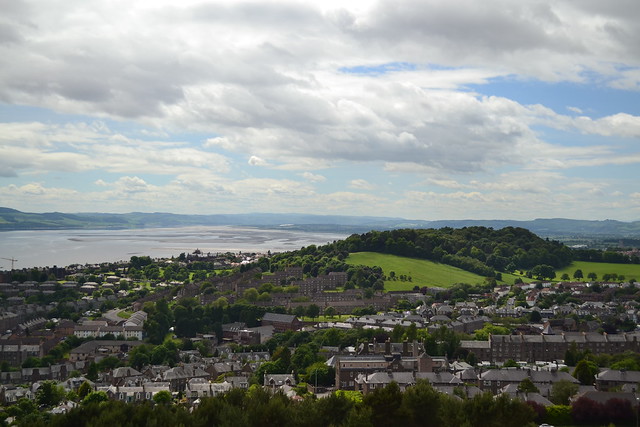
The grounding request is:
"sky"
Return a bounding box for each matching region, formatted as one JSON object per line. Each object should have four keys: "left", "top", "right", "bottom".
{"left": 1, "top": 0, "right": 639, "bottom": 221}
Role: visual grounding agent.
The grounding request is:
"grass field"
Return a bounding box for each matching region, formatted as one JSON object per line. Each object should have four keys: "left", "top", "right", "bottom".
{"left": 346, "top": 252, "right": 506, "bottom": 290}
{"left": 117, "top": 310, "right": 132, "bottom": 319}
{"left": 555, "top": 261, "right": 640, "bottom": 281}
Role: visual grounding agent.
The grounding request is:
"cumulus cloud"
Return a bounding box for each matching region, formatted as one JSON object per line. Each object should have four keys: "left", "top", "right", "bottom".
{"left": 300, "top": 172, "right": 326, "bottom": 183}
{"left": 0, "top": 1, "right": 637, "bottom": 170}
{"left": 0, "top": 1, "right": 639, "bottom": 219}
{"left": 0, "top": 121, "right": 230, "bottom": 177}
{"left": 248, "top": 156, "right": 267, "bottom": 166}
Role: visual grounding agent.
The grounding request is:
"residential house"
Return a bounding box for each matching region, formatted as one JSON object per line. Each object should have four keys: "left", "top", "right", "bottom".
{"left": 596, "top": 370, "right": 640, "bottom": 392}
{"left": 261, "top": 313, "right": 302, "bottom": 333}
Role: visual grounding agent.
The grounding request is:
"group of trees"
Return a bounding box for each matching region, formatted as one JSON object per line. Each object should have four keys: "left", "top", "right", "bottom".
{"left": 9, "top": 378, "right": 636, "bottom": 427}
{"left": 143, "top": 297, "right": 280, "bottom": 344}
{"left": 573, "top": 248, "right": 640, "bottom": 264}
{"left": 331, "top": 226, "right": 573, "bottom": 271}
{"left": 10, "top": 381, "right": 538, "bottom": 427}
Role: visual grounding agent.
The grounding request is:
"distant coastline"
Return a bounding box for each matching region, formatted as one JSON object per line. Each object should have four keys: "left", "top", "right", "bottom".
{"left": 2, "top": 207, "right": 640, "bottom": 238}
{"left": 0, "top": 226, "right": 350, "bottom": 269}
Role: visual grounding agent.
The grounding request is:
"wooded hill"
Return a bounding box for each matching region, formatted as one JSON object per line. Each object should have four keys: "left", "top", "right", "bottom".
{"left": 268, "top": 226, "right": 575, "bottom": 281}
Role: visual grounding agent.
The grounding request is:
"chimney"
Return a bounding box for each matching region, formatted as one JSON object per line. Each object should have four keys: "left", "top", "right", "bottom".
{"left": 385, "top": 338, "right": 391, "bottom": 355}
{"left": 403, "top": 339, "right": 408, "bottom": 356}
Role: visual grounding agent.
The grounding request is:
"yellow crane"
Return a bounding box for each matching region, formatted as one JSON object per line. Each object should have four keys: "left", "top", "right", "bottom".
{"left": 1, "top": 257, "right": 17, "bottom": 270}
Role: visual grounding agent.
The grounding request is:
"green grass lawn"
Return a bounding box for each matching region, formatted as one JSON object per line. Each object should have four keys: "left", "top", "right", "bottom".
{"left": 555, "top": 261, "right": 640, "bottom": 281}
{"left": 346, "top": 252, "right": 499, "bottom": 289}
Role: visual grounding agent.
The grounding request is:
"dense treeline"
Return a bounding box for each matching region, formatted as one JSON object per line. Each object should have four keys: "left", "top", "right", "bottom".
{"left": 334, "top": 227, "right": 573, "bottom": 270}
{"left": 13, "top": 381, "right": 538, "bottom": 427}
{"left": 7, "top": 379, "right": 637, "bottom": 426}
{"left": 573, "top": 248, "right": 640, "bottom": 264}
{"left": 144, "top": 298, "right": 274, "bottom": 344}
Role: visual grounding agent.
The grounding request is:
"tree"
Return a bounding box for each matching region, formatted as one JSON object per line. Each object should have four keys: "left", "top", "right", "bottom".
{"left": 517, "top": 377, "right": 539, "bottom": 394}
{"left": 587, "top": 272, "right": 598, "bottom": 281}
{"left": 405, "top": 323, "right": 418, "bottom": 342}
{"left": 82, "top": 390, "right": 108, "bottom": 405}
{"left": 36, "top": 380, "right": 65, "bottom": 407}
{"left": 529, "top": 310, "right": 542, "bottom": 322}
{"left": 302, "top": 362, "right": 335, "bottom": 387}
{"left": 324, "top": 306, "right": 336, "bottom": 318}
{"left": 306, "top": 304, "right": 320, "bottom": 320}
{"left": 293, "top": 306, "right": 306, "bottom": 318}
{"left": 153, "top": 390, "right": 172, "bottom": 405}
{"left": 573, "top": 359, "right": 598, "bottom": 385}
{"left": 550, "top": 379, "right": 578, "bottom": 405}
{"left": 363, "top": 381, "right": 404, "bottom": 427}
{"left": 573, "top": 269, "right": 583, "bottom": 280}
{"left": 78, "top": 381, "right": 93, "bottom": 400}
{"left": 129, "top": 349, "right": 150, "bottom": 370}
{"left": 401, "top": 380, "right": 442, "bottom": 427}
{"left": 272, "top": 346, "right": 292, "bottom": 370}
{"left": 213, "top": 296, "right": 229, "bottom": 309}
{"left": 564, "top": 342, "right": 580, "bottom": 366}
{"left": 561, "top": 273, "right": 570, "bottom": 281}
{"left": 530, "top": 264, "right": 556, "bottom": 280}
{"left": 86, "top": 362, "right": 99, "bottom": 381}
{"left": 503, "top": 359, "right": 518, "bottom": 368}
{"left": 243, "top": 288, "right": 259, "bottom": 302}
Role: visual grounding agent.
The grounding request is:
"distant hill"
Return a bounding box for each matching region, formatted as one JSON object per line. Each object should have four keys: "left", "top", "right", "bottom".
{"left": 1, "top": 207, "right": 639, "bottom": 239}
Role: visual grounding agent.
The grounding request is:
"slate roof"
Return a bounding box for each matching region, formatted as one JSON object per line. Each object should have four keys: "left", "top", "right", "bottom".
{"left": 262, "top": 312, "right": 297, "bottom": 323}
{"left": 416, "top": 372, "right": 462, "bottom": 385}
{"left": 361, "top": 371, "right": 415, "bottom": 385}
{"left": 596, "top": 369, "right": 640, "bottom": 383}
{"left": 264, "top": 373, "right": 296, "bottom": 386}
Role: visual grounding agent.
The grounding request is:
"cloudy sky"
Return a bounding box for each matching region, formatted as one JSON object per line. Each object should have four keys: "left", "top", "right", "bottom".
{"left": 1, "top": 0, "right": 639, "bottom": 221}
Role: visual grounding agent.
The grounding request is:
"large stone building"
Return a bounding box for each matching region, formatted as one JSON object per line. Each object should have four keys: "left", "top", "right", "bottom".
{"left": 260, "top": 312, "right": 302, "bottom": 333}
{"left": 461, "top": 331, "right": 640, "bottom": 363}
{"left": 334, "top": 339, "right": 444, "bottom": 390}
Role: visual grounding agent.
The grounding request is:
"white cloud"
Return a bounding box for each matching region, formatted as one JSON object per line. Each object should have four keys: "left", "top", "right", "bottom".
{"left": 349, "top": 179, "right": 375, "bottom": 190}
{"left": 0, "top": 1, "right": 639, "bottom": 219}
{"left": 0, "top": 121, "right": 230, "bottom": 177}
{"left": 300, "top": 172, "right": 326, "bottom": 182}
{"left": 248, "top": 156, "right": 268, "bottom": 166}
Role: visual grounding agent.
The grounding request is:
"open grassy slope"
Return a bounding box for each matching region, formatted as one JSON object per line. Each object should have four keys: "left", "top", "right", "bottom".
{"left": 346, "top": 252, "right": 499, "bottom": 290}
{"left": 555, "top": 261, "right": 640, "bottom": 281}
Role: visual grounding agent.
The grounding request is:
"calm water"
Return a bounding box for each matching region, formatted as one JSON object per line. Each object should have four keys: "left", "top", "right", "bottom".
{"left": 0, "top": 227, "right": 349, "bottom": 269}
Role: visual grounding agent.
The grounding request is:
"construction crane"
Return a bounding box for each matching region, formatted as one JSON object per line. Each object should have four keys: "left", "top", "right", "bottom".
{"left": 1, "top": 257, "right": 17, "bottom": 270}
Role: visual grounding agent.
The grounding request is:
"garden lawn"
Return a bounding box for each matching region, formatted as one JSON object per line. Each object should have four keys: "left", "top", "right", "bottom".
{"left": 556, "top": 261, "right": 640, "bottom": 281}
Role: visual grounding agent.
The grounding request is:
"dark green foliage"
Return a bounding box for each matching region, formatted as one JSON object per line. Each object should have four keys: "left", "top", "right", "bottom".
{"left": 550, "top": 380, "right": 578, "bottom": 405}
{"left": 35, "top": 380, "right": 66, "bottom": 407}
{"left": 331, "top": 227, "right": 573, "bottom": 271}
{"left": 517, "top": 377, "right": 539, "bottom": 393}
{"left": 25, "top": 381, "right": 540, "bottom": 427}
{"left": 573, "top": 359, "right": 599, "bottom": 385}
{"left": 152, "top": 390, "right": 172, "bottom": 405}
{"left": 77, "top": 381, "right": 93, "bottom": 400}
{"left": 546, "top": 405, "right": 572, "bottom": 426}
{"left": 363, "top": 381, "right": 404, "bottom": 427}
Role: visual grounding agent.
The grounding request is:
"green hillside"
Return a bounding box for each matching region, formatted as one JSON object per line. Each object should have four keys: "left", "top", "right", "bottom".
{"left": 346, "top": 252, "right": 503, "bottom": 290}
{"left": 556, "top": 261, "right": 640, "bottom": 281}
